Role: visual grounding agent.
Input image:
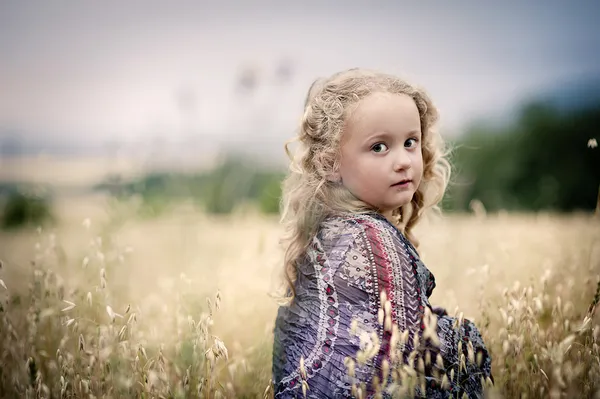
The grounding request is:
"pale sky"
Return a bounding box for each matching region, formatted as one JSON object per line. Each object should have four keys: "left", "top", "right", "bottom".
{"left": 1, "top": 1, "right": 599, "bottom": 149}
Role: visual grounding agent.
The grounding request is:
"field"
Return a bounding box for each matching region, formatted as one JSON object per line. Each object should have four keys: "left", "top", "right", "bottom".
{"left": 1, "top": 186, "right": 599, "bottom": 398}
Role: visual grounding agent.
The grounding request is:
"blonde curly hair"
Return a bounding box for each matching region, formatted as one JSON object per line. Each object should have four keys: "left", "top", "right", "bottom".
{"left": 278, "top": 68, "right": 451, "bottom": 301}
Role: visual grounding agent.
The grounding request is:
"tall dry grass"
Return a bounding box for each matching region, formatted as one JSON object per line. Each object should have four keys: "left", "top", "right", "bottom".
{"left": 0, "top": 197, "right": 599, "bottom": 398}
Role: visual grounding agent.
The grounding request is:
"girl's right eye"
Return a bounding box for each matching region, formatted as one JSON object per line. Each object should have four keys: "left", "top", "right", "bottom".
{"left": 371, "top": 143, "right": 388, "bottom": 153}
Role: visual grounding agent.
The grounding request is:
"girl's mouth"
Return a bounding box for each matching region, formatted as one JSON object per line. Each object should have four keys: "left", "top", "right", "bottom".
{"left": 392, "top": 179, "right": 411, "bottom": 187}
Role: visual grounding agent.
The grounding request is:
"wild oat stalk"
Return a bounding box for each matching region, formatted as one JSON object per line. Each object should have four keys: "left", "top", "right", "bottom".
{"left": 0, "top": 222, "right": 232, "bottom": 398}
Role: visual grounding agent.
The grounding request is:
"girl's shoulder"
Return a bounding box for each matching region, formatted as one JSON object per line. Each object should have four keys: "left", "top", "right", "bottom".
{"left": 321, "top": 211, "right": 379, "bottom": 231}
{"left": 320, "top": 211, "right": 405, "bottom": 244}
{"left": 320, "top": 211, "right": 421, "bottom": 256}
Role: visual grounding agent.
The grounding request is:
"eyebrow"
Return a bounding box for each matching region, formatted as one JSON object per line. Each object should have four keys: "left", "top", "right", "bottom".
{"left": 364, "top": 130, "right": 421, "bottom": 143}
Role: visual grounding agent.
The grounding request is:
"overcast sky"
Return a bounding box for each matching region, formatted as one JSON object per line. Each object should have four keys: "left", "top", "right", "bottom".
{"left": 1, "top": 0, "right": 599, "bottom": 147}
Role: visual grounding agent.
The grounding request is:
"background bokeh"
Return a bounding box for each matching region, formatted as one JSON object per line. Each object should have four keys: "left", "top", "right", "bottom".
{"left": 1, "top": 2, "right": 599, "bottom": 221}
{"left": 1, "top": 2, "right": 600, "bottom": 398}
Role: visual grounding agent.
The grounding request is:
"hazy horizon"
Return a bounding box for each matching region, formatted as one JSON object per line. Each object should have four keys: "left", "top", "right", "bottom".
{"left": 2, "top": 1, "right": 600, "bottom": 156}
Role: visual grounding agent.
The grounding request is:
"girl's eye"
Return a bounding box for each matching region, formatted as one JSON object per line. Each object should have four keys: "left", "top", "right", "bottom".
{"left": 371, "top": 143, "right": 388, "bottom": 153}
{"left": 405, "top": 138, "right": 419, "bottom": 148}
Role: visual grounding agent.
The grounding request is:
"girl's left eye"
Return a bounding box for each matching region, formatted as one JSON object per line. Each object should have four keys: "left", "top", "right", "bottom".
{"left": 371, "top": 143, "right": 388, "bottom": 153}
{"left": 405, "top": 138, "right": 419, "bottom": 148}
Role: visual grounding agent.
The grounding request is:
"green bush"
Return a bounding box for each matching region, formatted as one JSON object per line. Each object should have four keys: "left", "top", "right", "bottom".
{"left": 445, "top": 101, "right": 600, "bottom": 212}
{"left": 95, "top": 156, "right": 286, "bottom": 217}
{"left": 1, "top": 188, "right": 55, "bottom": 229}
{"left": 258, "top": 176, "right": 283, "bottom": 214}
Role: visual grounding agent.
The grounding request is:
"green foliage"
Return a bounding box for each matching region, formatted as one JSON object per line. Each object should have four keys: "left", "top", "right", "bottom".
{"left": 1, "top": 186, "right": 55, "bottom": 229}
{"left": 258, "top": 175, "right": 283, "bottom": 214}
{"left": 202, "top": 158, "right": 258, "bottom": 214}
{"left": 445, "top": 101, "right": 600, "bottom": 212}
{"left": 95, "top": 156, "right": 285, "bottom": 217}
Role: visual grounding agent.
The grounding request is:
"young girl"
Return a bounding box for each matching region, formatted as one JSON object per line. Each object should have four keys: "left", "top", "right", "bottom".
{"left": 271, "top": 68, "right": 493, "bottom": 398}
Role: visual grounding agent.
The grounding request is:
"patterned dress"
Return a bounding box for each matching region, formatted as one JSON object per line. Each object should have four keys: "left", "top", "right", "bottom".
{"left": 272, "top": 212, "right": 492, "bottom": 398}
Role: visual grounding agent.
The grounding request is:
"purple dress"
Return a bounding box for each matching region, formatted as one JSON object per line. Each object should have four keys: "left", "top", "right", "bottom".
{"left": 272, "top": 212, "right": 492, "bottom": 398}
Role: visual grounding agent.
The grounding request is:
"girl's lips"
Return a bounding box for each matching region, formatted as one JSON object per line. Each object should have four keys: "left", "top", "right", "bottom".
{"left": 392, "top": 180, "right": 411, "bottom": 187}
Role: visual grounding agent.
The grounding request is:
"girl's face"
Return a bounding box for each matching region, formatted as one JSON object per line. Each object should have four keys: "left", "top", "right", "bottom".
{"left": 336, "top": 92, "right": 424, "bottom": 213}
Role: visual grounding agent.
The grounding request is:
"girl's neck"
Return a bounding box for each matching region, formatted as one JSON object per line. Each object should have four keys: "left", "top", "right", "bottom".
{"left": 381, "top": 210, "right": 395, "bottom": 224}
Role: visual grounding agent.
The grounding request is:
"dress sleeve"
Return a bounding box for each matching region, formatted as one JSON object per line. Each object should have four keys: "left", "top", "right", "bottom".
{"left": 328, "top": 217, "right": 427, "bottom": 392}
{"left": 335, "top": 217, "right": 492, "bottom": 398}
{"left": 349, "top": 216, "right": 425, "bottom": 341}
{"left": 433, "top": 315, "right": 494, "bottom": 397}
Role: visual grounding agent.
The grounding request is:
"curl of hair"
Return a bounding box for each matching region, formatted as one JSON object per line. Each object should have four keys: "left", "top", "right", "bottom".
{"left": 276, "top": 68, "right": 452, "bottom": 304}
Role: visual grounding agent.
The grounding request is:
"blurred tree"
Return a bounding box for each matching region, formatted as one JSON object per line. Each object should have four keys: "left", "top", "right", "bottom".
{"left": 1, "top": 187, "right": 55, "bottom": 229}
{"left": 257, "top": 173, "right": 284, "bottom": 214}
{"left": 236, "top": 65, "right": 259, "bottom": 95}
{"left": 274, "top": 58, "right": 293, "bottom": 85}
{"left": 445, "top": 100, "right": 600, "bottom": 212}
{"left": 94, "top": 155, "right": 286, "bottom": 217}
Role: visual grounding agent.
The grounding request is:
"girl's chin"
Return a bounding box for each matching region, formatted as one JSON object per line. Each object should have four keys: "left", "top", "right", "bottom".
{"left": 378, "top": 201, "right": 413, "bottom": 214}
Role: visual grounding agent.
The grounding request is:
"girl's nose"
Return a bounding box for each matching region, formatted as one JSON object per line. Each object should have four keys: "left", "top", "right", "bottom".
{"left": 393, "top": 150, "right": 412, "bottom": 171}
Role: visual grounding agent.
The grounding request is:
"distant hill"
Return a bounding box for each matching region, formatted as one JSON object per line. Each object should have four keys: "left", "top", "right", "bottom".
{"left": 522, "top": 74, "right": 600, "bottom": 113}
{"left": 461, "top": 74, "right": 600, "bottom": 136}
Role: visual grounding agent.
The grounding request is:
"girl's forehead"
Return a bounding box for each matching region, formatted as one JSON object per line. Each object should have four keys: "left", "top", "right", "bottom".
{"left": 345, "top": 92, "right": 420, "bottom": 130}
